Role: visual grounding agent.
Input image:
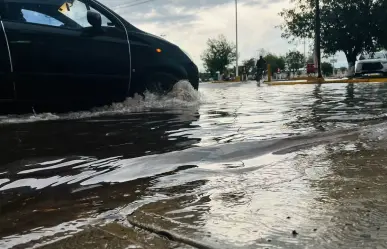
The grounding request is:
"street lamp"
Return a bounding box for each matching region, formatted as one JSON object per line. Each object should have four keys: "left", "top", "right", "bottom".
{"left": 235, "top": 0, "right": 239, "bottom": 79}
{"left": 315, "top": 0, "right": 322, "bottom": 78}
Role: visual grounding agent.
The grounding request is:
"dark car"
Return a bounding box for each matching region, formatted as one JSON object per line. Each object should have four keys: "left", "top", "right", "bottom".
{"left": 0, "top": 0, "right": 199, "bottom": 114}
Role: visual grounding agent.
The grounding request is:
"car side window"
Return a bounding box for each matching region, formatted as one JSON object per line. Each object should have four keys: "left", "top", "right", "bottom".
{"left": 59, "top": 1, "right": 116, "bottom": 28}
{"left": 4, "top": 0, "right": 117, "bottom": 29}
{"left": 21, "top": 9, "right": 64, "bottom": 27}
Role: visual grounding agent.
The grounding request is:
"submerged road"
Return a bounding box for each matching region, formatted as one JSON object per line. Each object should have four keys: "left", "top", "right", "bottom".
{"left": 2, "top": 81, "right": 387, "bottom": 248}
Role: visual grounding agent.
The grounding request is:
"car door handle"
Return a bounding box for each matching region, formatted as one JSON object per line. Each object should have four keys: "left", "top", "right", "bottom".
{"left": 10, "top": 40, "right": 31, "bottom": 44}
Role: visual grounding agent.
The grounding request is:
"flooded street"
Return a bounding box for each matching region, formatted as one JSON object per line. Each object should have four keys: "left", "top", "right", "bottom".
{"left": 2, "top": 81, "right": 387, "bottom": 248}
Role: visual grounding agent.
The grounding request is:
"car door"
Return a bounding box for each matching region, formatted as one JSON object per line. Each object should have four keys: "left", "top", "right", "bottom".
{"left": 0, "top": 3, "right": 14, "bottom": 100}
{"left": 1, "top": 0, "right": 130, "bottom": 105}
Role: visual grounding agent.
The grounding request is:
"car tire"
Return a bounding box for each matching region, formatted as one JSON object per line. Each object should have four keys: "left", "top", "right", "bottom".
{"left": 144, "top": 72, "right": 179, "bottom": 95}
{"left": 354, "top": 73, "right": 361, "bottom": 78}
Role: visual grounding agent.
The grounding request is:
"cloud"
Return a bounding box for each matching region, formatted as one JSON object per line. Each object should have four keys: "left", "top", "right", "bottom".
{"left": 100, "top": 0, "right": 348, "bottom": 70}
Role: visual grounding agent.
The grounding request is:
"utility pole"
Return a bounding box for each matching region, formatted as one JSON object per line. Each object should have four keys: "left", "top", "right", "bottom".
{"left": 315, "top": 0, "right": 322, "bottom": 78}
{"left": 235, "top": 0, "right": 239, "bottom": 78}
{"left": 304, "top": 38, "right": 306, "bottom": 60}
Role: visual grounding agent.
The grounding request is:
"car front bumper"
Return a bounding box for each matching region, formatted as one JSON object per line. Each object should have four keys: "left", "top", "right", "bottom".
{"left": 184, "top": 61, "right": 199, "bottom": 90}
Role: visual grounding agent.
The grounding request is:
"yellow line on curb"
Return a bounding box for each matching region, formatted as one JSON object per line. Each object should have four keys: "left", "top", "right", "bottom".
{"left": 267, "top": 78, "right": 387, "bottom": 86}
{"left": 211, "top": 80, "right": 241, "bottom": 83}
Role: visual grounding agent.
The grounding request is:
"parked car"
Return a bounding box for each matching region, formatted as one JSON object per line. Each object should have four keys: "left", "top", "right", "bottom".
{"left": 355, "top": 51, "right": 387, "bottom": 77}
{"left": 0, "top": 0, "right": 199, "bottom": 114}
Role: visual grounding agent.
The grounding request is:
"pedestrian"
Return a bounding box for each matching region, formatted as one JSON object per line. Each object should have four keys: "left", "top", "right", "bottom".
{"left": 256, "top": 56, "right": 267, "bottom": 80}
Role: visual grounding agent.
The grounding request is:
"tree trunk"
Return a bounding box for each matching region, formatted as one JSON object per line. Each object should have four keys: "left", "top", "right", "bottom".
{"left": 345, "top": 52, "right": 357, "bottom": 77}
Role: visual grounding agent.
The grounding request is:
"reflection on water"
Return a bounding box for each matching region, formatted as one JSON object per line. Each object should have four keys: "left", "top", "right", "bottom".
{"left": 3, "top": 82, "right": 387, "bottom": 248}
{"left": 0, "top": 110, "right": 202, "bottom": 242}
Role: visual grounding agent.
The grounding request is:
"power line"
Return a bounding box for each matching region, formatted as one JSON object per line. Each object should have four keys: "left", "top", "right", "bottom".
{"left": 128, "top": 0, "right": 157, "bottom": 7}
{"left": 111, "top": 0, "right": 143, "bottom": 9}
{"left": 113, "top": 0, "right": 158, "bottom": 10}
{"left": 121, "top": 0, "right": 147, "bottom": 6}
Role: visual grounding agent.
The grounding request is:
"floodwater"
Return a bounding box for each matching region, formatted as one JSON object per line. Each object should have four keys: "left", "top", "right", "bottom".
{"left": 2, "top": 81, "right": 387, "bottom": 248}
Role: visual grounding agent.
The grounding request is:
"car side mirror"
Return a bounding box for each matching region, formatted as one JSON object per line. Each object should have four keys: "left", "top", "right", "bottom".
{"left": 87, "top": 10, "right": 102, "bottom": 29}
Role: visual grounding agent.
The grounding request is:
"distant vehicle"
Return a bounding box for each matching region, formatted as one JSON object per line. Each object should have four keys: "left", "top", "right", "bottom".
{"left": 355, "top": 51, "right": 387, "bottom": 77}
{"left": 0, "top": 0, "right": 199, "bottom": 114}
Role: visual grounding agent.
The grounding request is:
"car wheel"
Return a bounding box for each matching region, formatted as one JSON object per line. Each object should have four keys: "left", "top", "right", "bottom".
{"left": 144, "top": 72, "right": 179, "bottom": 95}
{"left": 354, "top": 73, "right": 361, "bottom": 78}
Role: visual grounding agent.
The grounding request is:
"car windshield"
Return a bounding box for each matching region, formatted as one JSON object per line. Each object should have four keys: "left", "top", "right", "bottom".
{"left": 359, "top": 52, "right": 386, "bottom": 60}
{"left": 371, "top": 52, "right": 385, "bottom": 59}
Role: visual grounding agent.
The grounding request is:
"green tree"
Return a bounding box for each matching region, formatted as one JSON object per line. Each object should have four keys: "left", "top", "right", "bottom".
{"left": 340, "top": 66, "right": 347, "bottom": 74}
{"left": 278, "top": 0, "right": 382, "bottom": 68}
{"left": 242, "top": 58, "right": 255, "bottom": 74}
{"left": 373, "top": 1, "right": 387, "bottom": 48}
{"left": 201, "top": 34, "right": 236, "bottom": 76}
{"left": 321, "top": 62, "right": 334, "bottom": 76}
{"left": 265, "top": 53, "right": 286, "bottom": 74}
{"left": 285, "top": 50, "right": 305, "bottom": 73}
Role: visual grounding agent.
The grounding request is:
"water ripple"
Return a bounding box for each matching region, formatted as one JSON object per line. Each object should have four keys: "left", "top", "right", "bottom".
{"left": 3, "top": 82, "right": 387, "bottom": 248}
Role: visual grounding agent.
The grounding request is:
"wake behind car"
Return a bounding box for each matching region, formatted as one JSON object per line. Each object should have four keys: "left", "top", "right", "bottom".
{"left": 355, "top": 51, "right": 387, "bottom": 77}
{"left": 0, "top": 0, "right": 199, "bottom": 114}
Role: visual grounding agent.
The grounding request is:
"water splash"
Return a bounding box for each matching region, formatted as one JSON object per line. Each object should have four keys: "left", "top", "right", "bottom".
{"left": 0, "top": 80, "right": 203, "bottom": 124}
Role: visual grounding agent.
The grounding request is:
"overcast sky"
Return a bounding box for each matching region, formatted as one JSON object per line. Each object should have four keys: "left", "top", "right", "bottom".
{"left": 99, "top": 0, "right": 348, "bottom": 71}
